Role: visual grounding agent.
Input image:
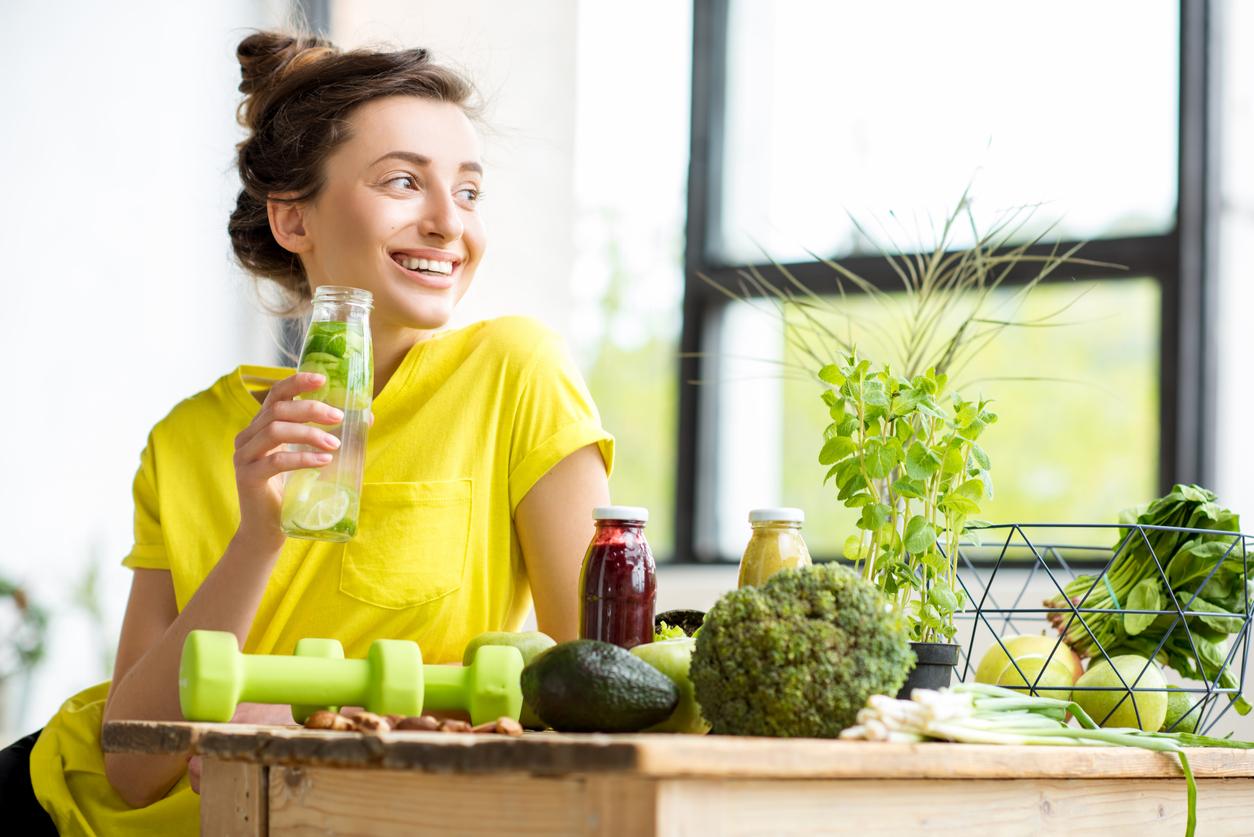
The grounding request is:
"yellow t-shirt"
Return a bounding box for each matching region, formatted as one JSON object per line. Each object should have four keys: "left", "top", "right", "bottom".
{"left": 31, "top": 316, "right": 614, "bottom": 836}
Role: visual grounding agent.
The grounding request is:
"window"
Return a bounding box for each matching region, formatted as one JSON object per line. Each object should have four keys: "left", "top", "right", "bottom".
{"left": 574, "top": 1, "right": 693, "bottom": 559}
{"left": 679, "top": 0, "right": 1215, "bottom": 562}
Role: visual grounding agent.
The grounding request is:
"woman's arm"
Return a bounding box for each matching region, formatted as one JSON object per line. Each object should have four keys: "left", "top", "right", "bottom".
{"left": 515, "top": 444, "right": 611, "bottom": 641}
{"left": 102, "top": 540, "right": 288, "bottom": 807}
{"left": 102, "top": 372, "right": 342, "bottom": 808}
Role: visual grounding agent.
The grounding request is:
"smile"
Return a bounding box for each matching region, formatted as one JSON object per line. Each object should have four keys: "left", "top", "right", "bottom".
{"left": 391, "top": 254, "right": 455, "bottom": 276}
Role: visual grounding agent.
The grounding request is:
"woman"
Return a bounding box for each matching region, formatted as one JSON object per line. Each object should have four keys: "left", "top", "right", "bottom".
{"left": 2, "top": 30, "right": 612, "bottom": 835}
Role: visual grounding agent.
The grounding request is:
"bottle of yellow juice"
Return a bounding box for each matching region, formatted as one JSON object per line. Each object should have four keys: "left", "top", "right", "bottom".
{"left": 737, "top": 508, "right": 812, "bottom": 588}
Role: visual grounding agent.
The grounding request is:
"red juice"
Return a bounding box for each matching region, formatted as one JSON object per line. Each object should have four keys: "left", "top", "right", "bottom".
{"left": 579, "top": 507, "right": 656, "bottom": 649}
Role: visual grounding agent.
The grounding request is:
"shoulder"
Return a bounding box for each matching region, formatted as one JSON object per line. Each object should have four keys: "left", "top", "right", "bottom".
{"left": 467, "top": 316, "right": 562, "bottom": 354}
{"left": 148, "top": 367, "right": 257, "bottom": 451}
{"left": 457, "top": 316, "right": 568, "bottom": 372}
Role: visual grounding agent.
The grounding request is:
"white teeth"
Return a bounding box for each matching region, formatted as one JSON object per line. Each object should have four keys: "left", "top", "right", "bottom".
{"left": 397, "top": 256, "right": 454, "bottom": 275}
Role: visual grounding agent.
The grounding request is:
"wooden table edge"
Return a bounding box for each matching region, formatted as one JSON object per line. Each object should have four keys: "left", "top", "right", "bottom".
{"left": 102, "top": 720, "right": 1254, "bottom": 780}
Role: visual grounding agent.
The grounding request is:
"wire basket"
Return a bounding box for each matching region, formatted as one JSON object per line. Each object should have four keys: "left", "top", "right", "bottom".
{"left": 952, "top": 523, "right": 1253, "bottom": 735}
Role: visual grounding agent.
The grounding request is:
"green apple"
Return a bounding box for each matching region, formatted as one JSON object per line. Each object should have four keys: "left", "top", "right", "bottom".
{"left": 1160, "top": 685, "right": 1203, "bottom": 733}
{"left": 994, "top": 654, "right": 1074, "bottom": 699}
{"left": 630, "top": 637, "right": 710, "bottom": 734}
{"left": 975, "top": 634, "right": 1084, "bottom": 686}
{"left": 1073, "top": 654, "right": 1168, "bottom": 731}
{"left": 463, "top": 631, "right": 556, "bottom": 729}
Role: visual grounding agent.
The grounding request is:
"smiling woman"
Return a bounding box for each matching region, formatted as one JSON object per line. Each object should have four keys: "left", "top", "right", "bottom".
{"left": 3, "top": 30, "right": 613, "bottom": 835}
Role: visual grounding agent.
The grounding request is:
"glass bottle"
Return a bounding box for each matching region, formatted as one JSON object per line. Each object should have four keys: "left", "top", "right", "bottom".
{"left": 737, "top": 508, "right": 812, "bottom": 588}
{"left": 579, "top": 506, "right": 657, "bottom": 649}
{"left": 280, "top": 286, "right": 374, "bottom": 542}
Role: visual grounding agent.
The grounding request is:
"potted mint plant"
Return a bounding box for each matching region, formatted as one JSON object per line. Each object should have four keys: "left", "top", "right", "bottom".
{"left": 817, "top": 353, "right": 994, "bottom": 692}
{"left": 702, "top": 192, "right": 1108, "bottom": 691}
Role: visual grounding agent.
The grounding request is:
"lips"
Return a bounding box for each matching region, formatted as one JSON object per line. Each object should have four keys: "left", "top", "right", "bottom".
{"left": 391, "top": 253, "right": 454, "bottom": 275}
{"left": 390, "top": 251, "right": 459, "bottom": 289}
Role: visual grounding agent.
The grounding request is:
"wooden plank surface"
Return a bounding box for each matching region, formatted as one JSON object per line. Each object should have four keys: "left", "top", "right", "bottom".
{"left": 654, "top": 777, "right": 1254, "bottom": 836}
{"left": 259, "top": 768, "right": 1254, "bottom": 837}
{"left": 268, "top": 767, "right": 661, "bottom": 836}
{"left": 103, "top": 720, "right": 1254, "bottom": 780}
{"left": 200, "top": 760, "right": 268, "bottom": 836}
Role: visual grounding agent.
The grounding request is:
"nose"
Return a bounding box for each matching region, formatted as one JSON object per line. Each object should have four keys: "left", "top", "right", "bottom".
{"left": 419, "top": 187, "right": 463, "bottom": 243}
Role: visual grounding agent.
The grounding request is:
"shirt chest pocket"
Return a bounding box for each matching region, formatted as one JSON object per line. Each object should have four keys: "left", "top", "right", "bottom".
{"left": 338, "top": 479, "right": 473, "bottom": 610}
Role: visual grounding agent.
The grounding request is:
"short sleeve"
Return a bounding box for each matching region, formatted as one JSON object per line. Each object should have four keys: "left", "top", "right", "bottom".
{"left": 121, "top": 436, "right": 169, "bottom": 570}
{"left": 508, "top": 329, "right": 615, "bottom": 512}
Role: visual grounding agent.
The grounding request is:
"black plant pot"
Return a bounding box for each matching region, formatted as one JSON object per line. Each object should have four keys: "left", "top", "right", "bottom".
{"left": 897, "top": 641, "right": 960, "bottom": 698}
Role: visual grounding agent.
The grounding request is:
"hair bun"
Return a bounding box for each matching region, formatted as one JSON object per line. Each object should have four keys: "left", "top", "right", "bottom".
{"left": 236, "top": 31, "right": 337, "bottom": 128}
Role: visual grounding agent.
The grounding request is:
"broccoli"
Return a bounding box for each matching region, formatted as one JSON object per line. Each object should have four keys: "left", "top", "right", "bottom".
{"left": 690, "top": 563, "right": 914, "bottom": 737}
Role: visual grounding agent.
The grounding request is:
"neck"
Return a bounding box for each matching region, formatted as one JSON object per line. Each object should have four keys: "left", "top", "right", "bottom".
{"left": 370, "top": 322, "right": 431, "bottom": 397}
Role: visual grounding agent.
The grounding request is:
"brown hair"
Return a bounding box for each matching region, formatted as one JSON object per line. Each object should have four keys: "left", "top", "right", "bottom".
{"left": 228, "top": 31, "right": 478, "bottom": 312}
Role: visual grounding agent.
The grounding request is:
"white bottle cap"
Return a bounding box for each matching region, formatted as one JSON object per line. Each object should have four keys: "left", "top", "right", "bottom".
{"left": 748, "top": 507, "right": 805, "bottom": 523}
{"left": 593, "top": 505, "right": 649, "bottom": 523}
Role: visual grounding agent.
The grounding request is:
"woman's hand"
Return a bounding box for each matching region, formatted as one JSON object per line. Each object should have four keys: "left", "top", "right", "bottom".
{"left": 232, "top": 372, "right": 344, "bottom": 547}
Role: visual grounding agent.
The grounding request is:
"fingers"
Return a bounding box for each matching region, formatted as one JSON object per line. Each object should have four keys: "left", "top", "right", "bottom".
{"left": 188, "top": 755, "right": 202, "bottom": 795}
{"left": 236, "top": 419, "right": 340, "bottom": 464}
{"left": 262, "top": 371, "right": 327, "bottom": 410}
{"left": 268, "top": 398, "right": 344, "bottom": 426}
{"left": 236, "top": 375, "right": 343, "bottom": 451}
{"left": 240, "top": 449, "right": 335, "bottom": 483}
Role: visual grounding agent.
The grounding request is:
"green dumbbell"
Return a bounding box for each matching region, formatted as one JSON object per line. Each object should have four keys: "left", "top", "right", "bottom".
{"left": 178, "top": 630, "right": 524, "bottom": 726}
{"left": 291, "top": 637, "right": 345, "bottom": 723}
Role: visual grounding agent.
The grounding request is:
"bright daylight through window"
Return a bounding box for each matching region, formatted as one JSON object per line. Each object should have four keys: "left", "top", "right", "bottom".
{"left": 701, "top": 0, "right": 1176, "bottom": 559}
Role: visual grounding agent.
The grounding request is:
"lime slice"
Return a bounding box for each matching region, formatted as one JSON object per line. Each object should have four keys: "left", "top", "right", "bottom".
{"left": 282, "top": 470, "right": 351, "bottom": 532}
{"left": 288, "top": 480, "right": 350, "bottom": 532}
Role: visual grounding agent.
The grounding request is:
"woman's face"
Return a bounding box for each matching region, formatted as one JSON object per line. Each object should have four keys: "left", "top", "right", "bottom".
{"left": 295, "top": 95, "right": 486, "bottom": 334}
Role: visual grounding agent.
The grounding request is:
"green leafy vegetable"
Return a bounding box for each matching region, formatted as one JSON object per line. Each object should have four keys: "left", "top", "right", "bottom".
{"left": 1044, "top": 485, "right": 1250, "bottom": 717}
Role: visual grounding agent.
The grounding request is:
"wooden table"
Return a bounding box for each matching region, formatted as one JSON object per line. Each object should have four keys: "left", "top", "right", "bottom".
{"left": 103, "top": 721, "right": 1254, "bottom": 836}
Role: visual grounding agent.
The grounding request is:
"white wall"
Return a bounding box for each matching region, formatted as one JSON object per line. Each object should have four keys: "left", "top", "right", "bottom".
{"left": 0, "top": 0, "right": 286, "bottom": 741}
{"left": 0, "top": 0, "right": 583, "bottom": 744}
{"left": 330, "top": 0, "right": 580, "bottom": 333}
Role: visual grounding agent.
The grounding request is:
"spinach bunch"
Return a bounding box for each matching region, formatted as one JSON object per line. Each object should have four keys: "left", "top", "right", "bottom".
{"left": 1044, "top": 485, "right": 1251, "bottom": 715}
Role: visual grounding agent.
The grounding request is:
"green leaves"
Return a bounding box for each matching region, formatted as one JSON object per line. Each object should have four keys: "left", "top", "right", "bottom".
{"left": 1124, "top": 578, "right": 1163, "bottom": 637}
{"left": 817, "top": 350, "right": 997, "bottom": 644}
{"left": 905, "top": 442, "right": 941, "bottom": 480}
{"left": 818, "top": 364, "right": 845, "bottom": 387}
{"left": 819, "top": 435, "right": 855, "bottom": 466}
{"left": 863, "top": 438, "right": 902, "bottom": 479}
{"left": 904, "top": 515, "right": 936, "bottom": 554}
{"left": 858, "top": 503, "right": 893, "bottom": 533}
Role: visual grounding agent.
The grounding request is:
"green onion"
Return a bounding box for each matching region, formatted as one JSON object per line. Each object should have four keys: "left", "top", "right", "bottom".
{"left": 841, "top": 683, "right": 1252, "bottom": 837}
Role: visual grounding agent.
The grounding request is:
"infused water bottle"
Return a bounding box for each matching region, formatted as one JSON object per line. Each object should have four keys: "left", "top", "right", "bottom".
{"left": 579, "top": 506, "right": 657, "bottom": 649}
{"left": 280, "top": 286, "right": 373, "bottom": 542}
{"left": 737, "top": 508, "right": 812, "bottom": 588}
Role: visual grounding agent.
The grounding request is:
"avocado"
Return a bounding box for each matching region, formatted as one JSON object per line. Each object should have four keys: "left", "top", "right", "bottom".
{"left": 462, "top": 631, "right": 556, "bottom": 729}
{"left": 521, "top": 640, "right": 679, "bottom": 732}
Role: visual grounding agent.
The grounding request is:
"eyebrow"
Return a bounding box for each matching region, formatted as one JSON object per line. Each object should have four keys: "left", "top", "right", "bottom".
{"left": 370, "top": 151, "right": 483, "bottom": 175}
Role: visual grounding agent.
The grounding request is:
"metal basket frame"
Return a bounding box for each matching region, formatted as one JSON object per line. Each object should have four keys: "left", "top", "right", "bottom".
{"left": 950, "top": 522, "right": 1253, "bottom": 734}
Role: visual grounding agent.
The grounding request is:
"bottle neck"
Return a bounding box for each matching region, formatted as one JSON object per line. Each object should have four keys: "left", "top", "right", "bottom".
{"left": 311, "top": 286, "right": 373, "bottom": 322}
{"left": 751, "top": 521, "right": 802, "bottom": 531}
{"left": 596, "top": 520, "right": 646, "bottom": 532}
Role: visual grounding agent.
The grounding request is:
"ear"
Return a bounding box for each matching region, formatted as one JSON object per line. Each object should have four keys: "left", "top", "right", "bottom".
{"left": 267, "top": 194, "right": 312, "bottom": 255}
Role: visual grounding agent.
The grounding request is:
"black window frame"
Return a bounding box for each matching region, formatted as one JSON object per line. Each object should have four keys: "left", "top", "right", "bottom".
{"left": 676, "top": 0, "right": 1219, "bottom": 564}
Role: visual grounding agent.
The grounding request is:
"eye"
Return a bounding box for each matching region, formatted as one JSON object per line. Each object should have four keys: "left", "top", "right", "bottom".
{"left": 385, "top": 174, "right": 419, "bottom": 190}
{"left": 455, "top": 187, "right": 482, "bottom": 205}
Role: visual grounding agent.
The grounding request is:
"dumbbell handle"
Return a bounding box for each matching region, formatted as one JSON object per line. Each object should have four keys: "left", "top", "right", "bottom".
{"left": 237, "top": 655, "right": 373, "bottom": 709}
{"left": 424, "top": 666, "right": 469, "bottom": 713}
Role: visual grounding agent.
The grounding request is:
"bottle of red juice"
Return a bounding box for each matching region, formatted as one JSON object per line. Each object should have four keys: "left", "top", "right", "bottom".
{"left": 579, "top": 506, "right": 656, "bottom": 649}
